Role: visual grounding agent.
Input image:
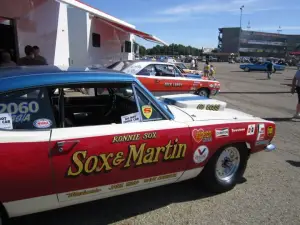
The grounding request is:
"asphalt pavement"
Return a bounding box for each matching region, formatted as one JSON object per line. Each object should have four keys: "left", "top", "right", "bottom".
{"left": 8, "top": 63, "right": 300, "bottom": 225}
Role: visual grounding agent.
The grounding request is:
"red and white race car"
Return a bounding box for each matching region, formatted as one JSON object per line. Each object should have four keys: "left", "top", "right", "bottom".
{"left": 0, "top": 66, "right": 275, "bottom": 223}
{"left": 107, "top": 60, "right": 220, "bottom": 98}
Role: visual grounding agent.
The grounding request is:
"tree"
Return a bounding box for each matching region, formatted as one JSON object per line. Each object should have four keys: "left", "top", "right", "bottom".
{"left": 139, "top": 45, "right": 146, "bottom": 56}
{"left": 145, "top": 43, "right": 204, "bottom": 56}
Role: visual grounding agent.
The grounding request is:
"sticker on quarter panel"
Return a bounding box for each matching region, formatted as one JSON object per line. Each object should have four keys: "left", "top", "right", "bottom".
{"left": 33, "top": 118, "right": 52, "bottom": 129}
{"left": 247, "top": 124, "right": 255, "bottom": 136}
{"left": 257, "top": 124, "right": 265, "bottom": 141}
{"left": 193, "top": 145, "right": 209, "bottom": 164}
{"left": 0, "top": 113, "right": 13, "bottom": 130}
{"left": 215, "top": 128, "right": 229, "bottom": 138}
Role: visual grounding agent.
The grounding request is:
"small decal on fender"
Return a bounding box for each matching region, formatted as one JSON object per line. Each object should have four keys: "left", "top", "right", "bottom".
{"left": 193, "top": 145, "right": 209, "bottom": 164}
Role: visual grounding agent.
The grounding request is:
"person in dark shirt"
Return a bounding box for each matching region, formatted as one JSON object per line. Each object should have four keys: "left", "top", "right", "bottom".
{"left": 33, "top": 46, "right": 48, "bottom": 65}
{"left": 266, "top": 61, "right": 274, "bottom": 79}
{"left": 18, "top": 45, "right": 45, "bottom": 66}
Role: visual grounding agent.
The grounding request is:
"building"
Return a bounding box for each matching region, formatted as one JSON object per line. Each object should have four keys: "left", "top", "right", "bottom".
{"left": 0, "top": 0, "right": 167, "bottom": 67}
{"left": 218, "top": 27, "right": 300, "bottom": 58}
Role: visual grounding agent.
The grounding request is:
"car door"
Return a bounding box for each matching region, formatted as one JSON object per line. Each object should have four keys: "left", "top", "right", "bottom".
{"left": 0, "top": 87, "right": 57, "bottom": 215}
{"left": 151, "top": 64, "right": 193, "bottom": 92}
{"left": 48, "top": 83, "right": 192, "bottom": 204}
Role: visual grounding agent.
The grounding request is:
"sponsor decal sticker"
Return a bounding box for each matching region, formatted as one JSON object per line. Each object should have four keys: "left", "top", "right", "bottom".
{"left": 247, "top": 124, "right": 255, "bottom": 136}
{"left": 121, "top": 112, "right": 141, "bottom": 124}
{"left": 141, "top": 105, "right": 152, "bottom": 119}
{"left": 192, "top": 128, "right": 212, "bottom": 143}
{"left": 193, "top": 145, "right": 209, "bottom": 164}
{"left": 267, "top": 126, "right": 274, "bottom": 137}
{"left": 232, "top": 128, "right": 246, "bottom": 133}
{"left": 33, "top": 118, "right": 52, "bottom": 129}
{"left": 257, "top": 124, "right": 265, "bottom": 141}
{"left": 215, "top": 128, "right": 229, "bottom": 138}
{"left": 0, "top": 113, "right": 13, "bottom": 130}
{"left": 66, "top": 137, "right": 187, "bottom": 177}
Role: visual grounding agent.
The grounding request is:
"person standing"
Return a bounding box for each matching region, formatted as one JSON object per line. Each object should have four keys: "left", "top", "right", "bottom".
{"left": 291, "top": 68, "right": 300, "bottom": 118}
{"left": 203, "top": 60, "right": 210, "bottom": 78}
{"left": 266, "top": 61, "right": 273, "bottom": 79}
{"left": 190, "top": 58, "right": 195, "bottom": 69}
{"left": 33, "top": 46, "right": 48, "bottom": 65}
{"left": 18, "top": 45, "right": 44, "bottom": 66}
{"left": 0, "top": 51, "right": 16, "bottom": 67}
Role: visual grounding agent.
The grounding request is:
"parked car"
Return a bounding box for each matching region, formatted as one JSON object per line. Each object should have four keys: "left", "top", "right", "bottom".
{"left": 0, "top": 66, "right": 276, "bottom": 223}
{"left": 107, "top": 60, "right": 219, "bottom": 98}
{"left": 240, "top": 62, "right": 286, "bottom": 72}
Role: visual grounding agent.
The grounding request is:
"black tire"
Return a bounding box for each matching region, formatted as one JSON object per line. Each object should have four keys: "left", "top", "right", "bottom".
{"left": 244, "top": 67, "right": 250, "bottom": 72}
{"left": 198, "top": 143, "right": 249, "bottom": 193}
{"left": 195, "top": 88, "right": 210, "bottom": 98}
{"left": 273, "top": 69, "right": 276, "bottom": 73}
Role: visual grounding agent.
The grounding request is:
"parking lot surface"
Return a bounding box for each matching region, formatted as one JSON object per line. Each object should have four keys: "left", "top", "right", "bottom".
{"left": 8, "top": 63, "right": 300, "bottom": 225}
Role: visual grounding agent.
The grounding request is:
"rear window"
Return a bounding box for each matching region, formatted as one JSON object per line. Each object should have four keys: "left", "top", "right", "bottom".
{"left": 0, "top": 88, "right": 55, "bottom": 130}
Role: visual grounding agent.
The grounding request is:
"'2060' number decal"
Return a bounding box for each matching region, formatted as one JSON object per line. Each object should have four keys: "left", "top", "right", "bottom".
{"left": 197, "top": 104, "right": 220, "bottom": 111}
{"left": 0, "top": 101, "right": 39, "bottom": 115}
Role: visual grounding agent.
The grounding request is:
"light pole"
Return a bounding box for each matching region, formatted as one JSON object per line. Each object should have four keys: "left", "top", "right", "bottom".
{"left": 238, "top": 5, "right": 244, "bottom": 57}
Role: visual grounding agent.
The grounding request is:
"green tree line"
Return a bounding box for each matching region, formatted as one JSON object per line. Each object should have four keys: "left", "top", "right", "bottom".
{"left": 139, "top": 44, "right": 205, "bottom": 56}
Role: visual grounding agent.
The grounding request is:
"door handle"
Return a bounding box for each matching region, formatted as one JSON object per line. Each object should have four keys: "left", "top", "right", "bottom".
{"left": 51, "top": 140, "right": 80, "bottom": 156}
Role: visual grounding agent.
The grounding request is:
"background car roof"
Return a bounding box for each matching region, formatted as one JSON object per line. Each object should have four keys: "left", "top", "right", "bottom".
{"left": 0, "top": 65, "right": 135, "bottom": 93}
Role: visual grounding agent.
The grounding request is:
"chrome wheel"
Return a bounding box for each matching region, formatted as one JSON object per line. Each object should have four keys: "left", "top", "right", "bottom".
{"left": 215, "top": 147, "right": 240, "bottom": 182}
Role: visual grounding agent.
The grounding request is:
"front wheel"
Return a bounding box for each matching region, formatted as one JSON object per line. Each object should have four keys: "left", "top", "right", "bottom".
{"left": 195, "top": 88, "right": 209, "bottom": 98}
{"left": 198, "top": 144, "right": 249, "bottom": 193}
{"left": 273, "top": 69, "right": 276, "bottom": 73}
{"left": 244, "top": 67, "right": 250, "bottom": 72}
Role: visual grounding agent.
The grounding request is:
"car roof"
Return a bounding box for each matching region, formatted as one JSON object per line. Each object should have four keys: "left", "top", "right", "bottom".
{"left": 0, "top": 65, "right": 135, "bottom": 93}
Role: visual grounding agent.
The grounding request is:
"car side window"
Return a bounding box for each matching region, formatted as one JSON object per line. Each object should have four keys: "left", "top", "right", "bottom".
{"left": 0, "top": 88, "right": 56, "bottom": 130}
{"left": 134, "top": 88, "right": 165, "bottom": 122}
{"left": 137, "top": 65, "right": 156, "bottom": 76}
{"left": 48, "top": 83, "right": 142, "bottom": 128}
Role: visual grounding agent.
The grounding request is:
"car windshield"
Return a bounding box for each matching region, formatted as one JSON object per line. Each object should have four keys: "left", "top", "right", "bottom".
{"left": 176, "top": 63, "right": 187, "bottom": 69}
{"left": 107, "top": 61, "right": 134, "bottom": 71}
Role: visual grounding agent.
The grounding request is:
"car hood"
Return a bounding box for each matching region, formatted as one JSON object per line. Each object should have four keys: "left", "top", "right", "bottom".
{"left": 158, "top": 94, "right": 264, "bottom": 122}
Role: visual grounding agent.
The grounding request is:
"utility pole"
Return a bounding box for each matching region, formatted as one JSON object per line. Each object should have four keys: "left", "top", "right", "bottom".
{"left": 238, "top": 5, "right": 244, "bottom": 57}
{"left": 277, "top": 26, "right": 282, "bottom": 34}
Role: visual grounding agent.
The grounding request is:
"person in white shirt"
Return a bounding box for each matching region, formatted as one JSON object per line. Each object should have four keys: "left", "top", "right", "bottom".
{"left": 190, "top": 58, "right": 195, "bottom": 69}
{"left": 291, "top": 68, "right": 300, "bottom": 118}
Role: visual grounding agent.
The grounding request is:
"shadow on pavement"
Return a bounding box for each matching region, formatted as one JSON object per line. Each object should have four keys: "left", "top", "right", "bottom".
{"left": 8, "top": 180, "right": 218, "bottom": 225}
{"left": 280, "top": 83, "right": 292, "bottom": 87}
{"left": 256, "top": 78, "right": 269, "bottom": 80}
{"left": 286, "top": 160, "right": 300, "bottom": 168}
{"left": 284, "top": 78, "right": 293, "bottom": 81}
{"left": 263, "top": 117, "right": 300, "bottom": 122}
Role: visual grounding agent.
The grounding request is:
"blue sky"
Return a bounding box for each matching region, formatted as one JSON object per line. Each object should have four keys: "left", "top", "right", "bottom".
{"left": 82, "top": 0, "right": 300, "bottom": 49}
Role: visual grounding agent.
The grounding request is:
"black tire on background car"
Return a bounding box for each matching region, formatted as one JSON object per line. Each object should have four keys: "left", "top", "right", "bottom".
{"left": 195, "top": 88, "right": 210, "bottom": 98}
{"left": 244, "top": 67, "right": 250, "bottom": 72}
{"left": 273, "top": 69, "right": 276, "bottom": 73}
{"left": 198, "top": 143, "right": 249, "bottom": 193}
